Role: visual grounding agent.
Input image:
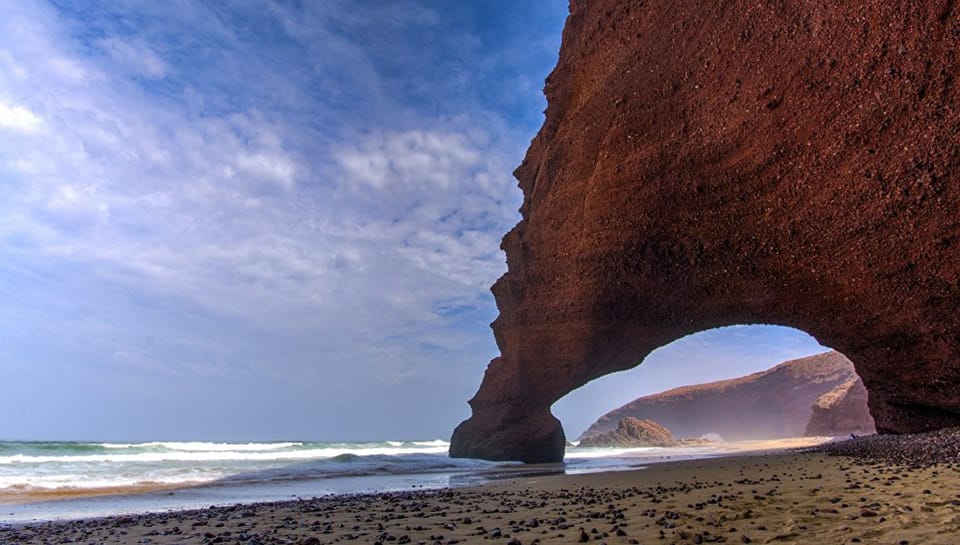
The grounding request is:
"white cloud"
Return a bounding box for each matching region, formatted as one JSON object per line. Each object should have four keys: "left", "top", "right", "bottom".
{"left": 234, "top": 151, "right": 298, "bottom": 189}
{"left": 46, "top": 184, "right": 109, "bottom": 218}
{"left": 331, "top": 127, "right": 519, "bottom": 291}
{"left": 99, "top": 37, "right": 168, "bottom": 80}
{"left": 0, "top": 101, "right": 42, "bottom": 132}
{"left": 46, "top": 55, "right": 93, "bottom": 85}
{"left": 337, "top": 130, "right": 481, "bottom": 192}
{"left": 0, "top": 50, "right": 28, "bottom": 81}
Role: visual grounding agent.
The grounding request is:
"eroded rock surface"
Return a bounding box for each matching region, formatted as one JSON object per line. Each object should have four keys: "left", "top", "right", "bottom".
{"left": 450, "top": 0, "right": 960, "bottom": 463}
{"left": 806, "top": 377, "right": 877, "bottom": 437}
{"left": 579, "top": 417, "right": 676, "bottom": 448}
{"left": 580, "top": 352, "right": 860, "bottom": 442}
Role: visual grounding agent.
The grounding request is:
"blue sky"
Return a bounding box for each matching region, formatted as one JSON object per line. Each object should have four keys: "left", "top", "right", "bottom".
{"left": 0, "top": 0, "right": 826, "bottom": 442}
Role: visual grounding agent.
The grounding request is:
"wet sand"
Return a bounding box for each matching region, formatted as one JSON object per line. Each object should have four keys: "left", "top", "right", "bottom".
{"left": 0, "top": 482, "right": 195, "bottom": 506}
{"left": 2, "top": 433, "right": 959, "bottom": 544}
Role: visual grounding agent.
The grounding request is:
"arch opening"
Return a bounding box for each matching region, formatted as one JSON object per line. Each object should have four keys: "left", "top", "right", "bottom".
{"left": 552, "top": 324, "right": 876, "bottom": 448}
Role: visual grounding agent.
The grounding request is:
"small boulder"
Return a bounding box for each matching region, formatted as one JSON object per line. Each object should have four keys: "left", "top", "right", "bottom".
{"left": 578, "top": 417, "right": 676, "bottom": 448}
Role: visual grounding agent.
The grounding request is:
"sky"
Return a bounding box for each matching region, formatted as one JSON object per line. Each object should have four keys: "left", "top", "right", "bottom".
{"left": 0, "top": 0, "right": 828, "bottom": 443}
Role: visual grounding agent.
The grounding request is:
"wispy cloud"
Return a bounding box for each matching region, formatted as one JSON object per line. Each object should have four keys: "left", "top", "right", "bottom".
{"left": 98, "top": 37, "right": 168, "bottom": 80}
{"left": 0, "top": 0, "right": 564, "bottom": 440}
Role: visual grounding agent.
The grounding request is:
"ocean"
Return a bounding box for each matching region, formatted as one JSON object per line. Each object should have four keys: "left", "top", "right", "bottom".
{"left": 0, "top": 438, "right": 767, "bottom": 524}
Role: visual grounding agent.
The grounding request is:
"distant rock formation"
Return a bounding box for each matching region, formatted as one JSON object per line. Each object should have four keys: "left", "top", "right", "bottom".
{"left": 806, "top": 377, "right": 877, "bottom": 437}
{"left": 450, "top": 0, "right": 960, "bottom": 463}
{"left": 579, "top": 417, "right": 676, "bottom": 448}
{"left": 580, "top": 352, "right": 865, "bottom": 441}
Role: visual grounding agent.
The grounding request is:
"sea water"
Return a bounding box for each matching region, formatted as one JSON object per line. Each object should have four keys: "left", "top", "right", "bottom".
{"left": 0, "top": 440, "right": 472, "bottom": 494}
{"left": 0, "top": 439, "right": 742, "bottom": 523}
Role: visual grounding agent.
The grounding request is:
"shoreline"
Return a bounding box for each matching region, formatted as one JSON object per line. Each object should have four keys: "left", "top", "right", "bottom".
{"left": 4, "top": 432, "right": 959, "bottom": 543}
{"left": 0, "top": 482, "right": 197, "bottom": 506}
{"left": 0, "top": 437, "right": 832, "bottom": 517}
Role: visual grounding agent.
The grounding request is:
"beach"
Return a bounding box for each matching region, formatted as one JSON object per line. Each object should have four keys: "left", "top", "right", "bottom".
{"left": 2, "top": 433, "right": 958, "bottom": 544}
{"left": 0, "top": 437, "right": 829, "bottom": 521}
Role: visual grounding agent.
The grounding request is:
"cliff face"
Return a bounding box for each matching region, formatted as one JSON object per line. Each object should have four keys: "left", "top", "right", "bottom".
{"left": 579, "top": 417, "right": 675, "bottom": 448}
{"left": 450, "top": 0, "right": 960, "bottom": 463}
{"left": 581, "top": 352, "right": 860, "bottom": 441}
{"left": 805, "top": 377, "right": 877, "bottom": 437}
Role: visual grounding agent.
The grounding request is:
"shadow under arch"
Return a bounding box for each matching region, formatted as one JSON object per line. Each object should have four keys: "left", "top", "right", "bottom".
{"left": 551, "top": 324, "right": 874, "bottom": 445}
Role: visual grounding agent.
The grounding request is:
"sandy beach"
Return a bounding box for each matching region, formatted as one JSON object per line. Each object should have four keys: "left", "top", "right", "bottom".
{"left": 3, "top": 433, "right": 959, "bottom": 545}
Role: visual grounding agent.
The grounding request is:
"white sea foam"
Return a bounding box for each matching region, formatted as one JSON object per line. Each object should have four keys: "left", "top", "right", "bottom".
{"left": 100, "top": 441, "right": 304, "bottom": 451}
{"left": 0, "top": 440, "right": 477, "bottom": 496}
{"left": 410, "top": 440, "right": 449, "bottom": 447}
{"left": 0, "top": 445, "right": 450, "bottom": 465}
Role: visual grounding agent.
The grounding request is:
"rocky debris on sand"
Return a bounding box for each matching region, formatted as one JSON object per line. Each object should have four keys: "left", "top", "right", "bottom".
{"left": 813, "top": 427, "right": 960, "bottom": 466}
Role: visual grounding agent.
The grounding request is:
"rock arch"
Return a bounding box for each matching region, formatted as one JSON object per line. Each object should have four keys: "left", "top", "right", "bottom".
{"left": 450, "top": 0, "right": 960, "bottom": 463}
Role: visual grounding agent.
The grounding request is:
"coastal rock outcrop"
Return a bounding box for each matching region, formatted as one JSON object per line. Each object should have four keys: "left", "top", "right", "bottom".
{"left": 805, "top": 377, "right": 877, "bottom": 437}
{"left": 580, "top": 352, "right": 862, "bottom": 442}
{"left": 579, "top": 417, "right": 676, "bottom": 448}
{"left": 450, "top": 0, "right": 960, "bottom": 463}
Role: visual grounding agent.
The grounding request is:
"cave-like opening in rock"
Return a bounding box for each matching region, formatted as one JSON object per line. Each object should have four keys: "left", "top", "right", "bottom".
{"left": 551, "top": 325, "right": 875, "bottom": 446}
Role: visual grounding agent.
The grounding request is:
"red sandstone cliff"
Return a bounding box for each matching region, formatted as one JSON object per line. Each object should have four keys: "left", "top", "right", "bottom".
{"left": 450, "top": 0, "right": 960, "bottom": 463}
{"left": 805, "top": 377, "right": 877, "bottom": 436}
{"left": 580, "top": 352, "right": 863, "bottom": 441}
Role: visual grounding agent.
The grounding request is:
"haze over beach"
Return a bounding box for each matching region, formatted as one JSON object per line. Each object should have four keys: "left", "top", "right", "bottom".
{"left": 3, "top": 0, "right": 960, "bottom": 543}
